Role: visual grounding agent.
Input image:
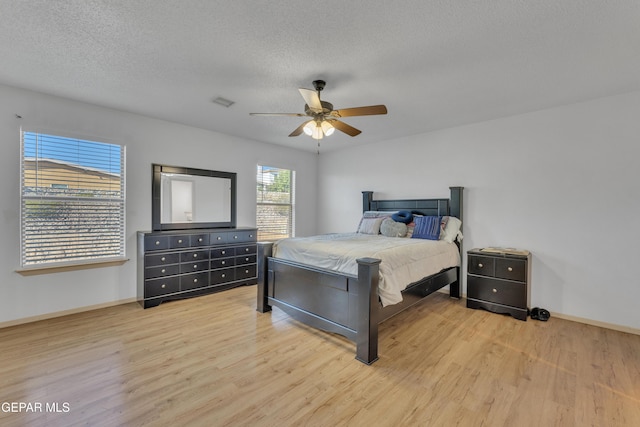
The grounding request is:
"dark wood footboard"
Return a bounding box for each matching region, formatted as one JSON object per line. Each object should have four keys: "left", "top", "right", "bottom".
{"left": 257, "top": 242, "right": 459, "bottom": 364}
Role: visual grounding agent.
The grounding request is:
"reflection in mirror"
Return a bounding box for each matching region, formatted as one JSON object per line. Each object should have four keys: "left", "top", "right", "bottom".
{"left": 161, "top": 173, "right": 231, "bottom": 224}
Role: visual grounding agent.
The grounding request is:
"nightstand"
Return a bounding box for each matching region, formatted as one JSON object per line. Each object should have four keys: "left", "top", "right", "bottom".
{"left": 466, "top": 248, "right": 531, "bottom": 321}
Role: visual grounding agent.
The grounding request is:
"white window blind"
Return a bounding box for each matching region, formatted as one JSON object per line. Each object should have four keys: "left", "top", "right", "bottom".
{"left": 20, "top": 131, "right": 126, "bottom": 267}
{"left": 256, "top": 165, "right": 295, "bottom": 241}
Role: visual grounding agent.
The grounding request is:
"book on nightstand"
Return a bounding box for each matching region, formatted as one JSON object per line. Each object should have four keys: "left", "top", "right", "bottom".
{"left": 479, "top": 247, "right": 530, "bottom": 256}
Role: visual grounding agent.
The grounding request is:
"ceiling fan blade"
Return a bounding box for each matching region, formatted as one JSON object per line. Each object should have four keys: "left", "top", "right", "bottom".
{"left": 298, "top": 88, "right": 323, "bottom": 113}
{"left": 330, "top": 105, "right": 387, "bottom": 118}
{"left": 289, "top": 120, "right": 313, "bottom": 137}
{"left": 250, "top": 112, "right": 307, "bottom": 116}
{"left": 330, "top": 120, "right": 361, "bottom": 137}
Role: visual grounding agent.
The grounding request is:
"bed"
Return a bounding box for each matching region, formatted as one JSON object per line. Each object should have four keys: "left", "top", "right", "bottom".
{"left": 256, "top": 187, "right": 463, "bottom": 364}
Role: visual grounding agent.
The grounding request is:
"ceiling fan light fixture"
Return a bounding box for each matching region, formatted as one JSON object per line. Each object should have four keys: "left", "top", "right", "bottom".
{"left": 303, "top": 121, "right": 314, "bottom": 136}
{"left": 321, "top": 121, "right": 335, "bottom": 136}
{"left": 311, "top": 124, "right": 323, "bottom": 140}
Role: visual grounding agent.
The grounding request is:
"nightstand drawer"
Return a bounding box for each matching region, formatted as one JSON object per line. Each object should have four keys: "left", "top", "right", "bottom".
{"left": 468, "top": 255, "right": 495, "bottom": 276}
{"left": 468, "top": 276, "right": 526, "bottom": 308}
{"left": 495, "top": 258, "right": 526, "bottom": 282}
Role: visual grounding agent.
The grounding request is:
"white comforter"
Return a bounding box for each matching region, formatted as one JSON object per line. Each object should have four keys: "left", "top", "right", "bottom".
{"left": 272, "top": 233, "right": 460, "bottom": 307}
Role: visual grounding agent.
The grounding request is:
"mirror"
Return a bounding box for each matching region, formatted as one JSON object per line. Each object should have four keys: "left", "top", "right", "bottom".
{"left": 152, "top": 164, "right": 236, "bottom": 231}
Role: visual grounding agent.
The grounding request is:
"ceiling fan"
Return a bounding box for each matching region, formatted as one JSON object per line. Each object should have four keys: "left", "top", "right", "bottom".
{"left": 250, "top": 80, "right": 387, "bottom": 140}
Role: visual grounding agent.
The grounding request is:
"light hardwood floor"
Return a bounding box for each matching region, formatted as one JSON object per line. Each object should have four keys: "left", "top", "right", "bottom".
{"left": 1, "top": 286, "right": 638, "bottom": 427}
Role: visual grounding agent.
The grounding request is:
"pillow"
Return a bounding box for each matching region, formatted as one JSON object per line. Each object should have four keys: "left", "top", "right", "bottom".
{"left": 440, "top": 216, "right": 463, "bottom": 243}
{"left": 356, "top": 211, "right": 395, "bottom": 232}
{"left": 380, "top": 217, "right": 408, "bottom": 237}
{"left": 411, "top": 216, "right": 442, "bottom": 240}
{"left": 357, "top": 216, "right": 384, "bottom": 234}
{"left": 391, "top": 210, "right": 413, "bottom": 224}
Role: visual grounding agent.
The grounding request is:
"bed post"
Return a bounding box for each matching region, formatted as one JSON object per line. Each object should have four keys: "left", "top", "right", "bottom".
{"left": 449, "top": 186, "right": 464, "bottom": 299}
{"left": 362, "top": 191, "right": 373, "bottom": 212}
{"left": 256, "top": 242, "right": 273, "bottom": 313}
{"left": 355, "top": 257, "right": 381, "bottom": 365}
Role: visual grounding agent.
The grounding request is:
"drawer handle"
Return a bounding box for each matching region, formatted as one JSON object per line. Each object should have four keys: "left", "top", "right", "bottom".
{"left": 250, "top": 234, "right": 254, "bottom": 238}
{"left": 246, "top": 257, "right": 250, "bottom": 262}
{"left": 492, "top": 288, "right": 497, "bottom": 293}
{"left": 508, "top": 267, "right": 513, "bottom": 272}
{"left": 155, "top": 240, "right": 160, "bottom": 245}
{"left": 221, "top": 261, "right": 226, "bottom": 265}
{"left": 245, "top": 248, "right": 250, "bottom": 252}
{"left": 161, "top": 284, "right": 166, "bottom": 289}
{"left": 245, "top": 269, "right": 249, "bottom": 274}
{"left": 161, "top": 257, "right": 165, "bottom": 261}
{"left": 161, "top": 269, "right": 166, "bottom": 273}
{"left": 193, "top": 278, "right": 198, "bottom": 283}
{"left": 221, "top": 274, "right": 226, "bottom": 278}
{"left": 178, "top": 239, "right": 183, "bottom": 243}
{"left": 234, "top": 235, "right": 238, "bottom": 239}
{"left": 193, "top": 254, "right": 198, "bottom": 258}
{"left": 478, "top": 263, "right": 483, "bottom": 268}
{"left": 221, "top": 250, "right": 226, "bottom": 255}
{"left": 217, "top": 236, "right": 222, "bottom": 240}
{"left": 193, "top": 264, "right": 198, "bottom": 269}
{"left": 198, "top": 238, "right": 203, "bottom": 242}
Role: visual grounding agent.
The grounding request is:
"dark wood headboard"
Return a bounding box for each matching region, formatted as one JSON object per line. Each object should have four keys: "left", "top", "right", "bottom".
{"left": 362, "top": 187, "right": 463, "bottom": 220}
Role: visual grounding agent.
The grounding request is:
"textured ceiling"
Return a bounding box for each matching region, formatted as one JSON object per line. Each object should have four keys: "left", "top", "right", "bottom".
{"left": 1, "top": 0, "right": 639, "bottom": 152}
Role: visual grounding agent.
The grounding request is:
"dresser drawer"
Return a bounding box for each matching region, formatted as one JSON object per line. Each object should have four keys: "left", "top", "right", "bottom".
{"left": 180, "top": 260, "right": 210, "bottom": 273}
{"left": 190, "top": 233, "right": 209, "bottom": 247}
{"left": 145, "top": 264, "right": 180, "bottom": 279}
{"left": 180, "top": 272, "right": 208, "bottom": 291}
{"left": 236, "top": 254, "right": 256, "bottom": 265}
{"left": 169, "top": 235, "right": 190, "bottom": 249}
{"left": 180, "top": 249, "right": 209, "bottom": 263}
{"left": 228, "top": 230, "right": 256, "bottom": 243}
{"left": 495, "top": 258, "right": 526, "bottom": 282}
{"left": 210, "top": 231, "right": 229, "bottom": 245}
{"left": 211, "top": 257, "right": 235, "bottom": 269}
{"left": 235, "top": 244, "right": 257, "bottom": 256}
{"left": 145, "top": 277, "right": 180, "bottom": 298}
{"left": 468, "top": 255, "right": 495, "bottom": 277}
{"left": 145, "top": 252, "right": 180, "bottom": 267}
{"left": 211, "top": 267, "right": 235, "bottom": 284}
{"left": 467, "top": 276, "right": 526, "bottom": 308}
{"left": 211, "top": 247, "right": 234, "bottom": 258}
{"left": 145, "top": 235, "right": 169, "bottom": 251}
{"left": 236, "top": 264, "right": 257, "bottom": 280}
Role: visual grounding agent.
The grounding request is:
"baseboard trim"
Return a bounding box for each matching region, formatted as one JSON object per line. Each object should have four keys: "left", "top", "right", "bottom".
{"left": 439, "top": 290, "right": 640, "bottom": 336}
{"left": 549, "top": 311, "right": 639, "bottom": 336}
{"left": 0, "top": 297, "right": 137, "bottom": 329}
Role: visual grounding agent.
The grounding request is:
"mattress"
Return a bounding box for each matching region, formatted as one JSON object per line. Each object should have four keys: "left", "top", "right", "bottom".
{"left": 272, "top": 233, "right": 460, "bottom": 306}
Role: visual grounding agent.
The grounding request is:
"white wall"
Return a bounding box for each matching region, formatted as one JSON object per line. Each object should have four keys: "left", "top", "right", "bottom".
{"left": 0, "top": 84, "right": 318, "bottom": 324}
{"left": 318, "top": 91, "right": 640, "bottom": 330}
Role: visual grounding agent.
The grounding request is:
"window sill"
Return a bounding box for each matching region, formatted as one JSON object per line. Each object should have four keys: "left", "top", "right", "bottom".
{"left": 16, "top": 257, "right": 129, "bottom": 276}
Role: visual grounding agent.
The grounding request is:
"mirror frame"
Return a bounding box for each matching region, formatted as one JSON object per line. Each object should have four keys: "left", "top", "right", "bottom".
{"left": 152, "top": 164, "right": 237, "bottom": 231}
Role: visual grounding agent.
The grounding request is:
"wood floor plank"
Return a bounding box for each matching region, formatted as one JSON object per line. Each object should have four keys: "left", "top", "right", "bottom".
{"left": 0, "top": 286, "right": 639, "bottom": 426}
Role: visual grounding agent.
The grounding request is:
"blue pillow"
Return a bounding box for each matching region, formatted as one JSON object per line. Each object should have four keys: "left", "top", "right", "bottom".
{"left": 411, "top": 216, "right": 442, "bottom": 240}
{"left": 391, "top": 210, "right": 413, "bottom": 224}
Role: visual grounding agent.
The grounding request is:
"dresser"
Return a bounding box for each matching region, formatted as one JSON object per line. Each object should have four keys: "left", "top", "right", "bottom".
{"left": 466, "top": 248, "right": 531, "bottom": 321}
{"left": 137, "top": 228, "right": 257, "bottom": 308}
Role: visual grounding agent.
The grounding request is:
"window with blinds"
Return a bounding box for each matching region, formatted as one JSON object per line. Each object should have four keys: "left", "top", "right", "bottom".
{"left": 20, "top": 131, "right": 126, "bottom": 267}
{"left": 256, "top": 165, "right": 295, "bottom": 241}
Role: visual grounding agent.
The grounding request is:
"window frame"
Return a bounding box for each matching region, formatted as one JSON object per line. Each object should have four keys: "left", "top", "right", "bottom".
{"left": 256, "top": 165, "right": 295, "bottom": 242}
{"left": 18, "top": 129, "right": 127, "bottom": 272}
